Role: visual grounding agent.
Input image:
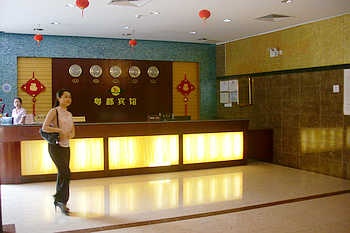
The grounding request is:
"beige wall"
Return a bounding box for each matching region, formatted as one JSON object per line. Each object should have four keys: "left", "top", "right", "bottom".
{"left": 220, "top": 14, "right": 349, "bottom": 76}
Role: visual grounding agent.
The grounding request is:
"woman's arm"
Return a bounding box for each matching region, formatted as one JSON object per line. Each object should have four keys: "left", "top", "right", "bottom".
{"left": 19, "top": 109, "right": 26, "bottom": 124}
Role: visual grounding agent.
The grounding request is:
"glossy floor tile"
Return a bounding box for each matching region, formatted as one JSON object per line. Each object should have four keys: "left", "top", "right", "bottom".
{"left": 1, "top": 161, "right": 350, "bottom": 233}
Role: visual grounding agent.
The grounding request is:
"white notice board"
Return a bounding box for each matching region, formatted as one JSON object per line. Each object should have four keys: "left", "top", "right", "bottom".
{"left": 344, "top": 69, "right": 350, "bottom": 115}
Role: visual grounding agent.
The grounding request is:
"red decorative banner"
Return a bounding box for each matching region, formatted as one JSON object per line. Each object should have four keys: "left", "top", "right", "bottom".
{"left": 176, "top": 74, "right": 195, "bottom": 116}
{"left": 21, "top": 72, "right": 45, "bottom": 115}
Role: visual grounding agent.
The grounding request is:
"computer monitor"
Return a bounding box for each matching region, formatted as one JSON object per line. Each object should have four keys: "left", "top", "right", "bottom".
{"left": 0, "top": 117, "right": 13, "bottom": 125}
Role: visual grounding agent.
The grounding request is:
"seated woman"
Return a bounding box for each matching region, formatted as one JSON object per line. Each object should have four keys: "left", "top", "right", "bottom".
{"left": 12, "top": 97, "right": 26, "bottom": 125}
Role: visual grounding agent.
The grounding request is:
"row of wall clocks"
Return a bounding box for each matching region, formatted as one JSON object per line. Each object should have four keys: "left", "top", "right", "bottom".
{"left": 68, "top": 64, "right": 160, "bottom": 79}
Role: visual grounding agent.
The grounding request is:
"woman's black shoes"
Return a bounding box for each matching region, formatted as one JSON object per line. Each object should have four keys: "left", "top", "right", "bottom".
{"left": 54, "top": 201, "right": 70, "bottom": 215}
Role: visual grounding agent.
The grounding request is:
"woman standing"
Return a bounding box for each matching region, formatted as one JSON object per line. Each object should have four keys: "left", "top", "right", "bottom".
{"left": 12, "top": 97, "right": 26, "bottom": 125}
{"left": 42, "top": 89, "right": 75, "bottom": 215}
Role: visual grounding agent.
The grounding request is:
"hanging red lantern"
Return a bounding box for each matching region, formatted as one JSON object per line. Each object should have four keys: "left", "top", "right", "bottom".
{"left": 198, "top": 9, "right": 211, "bottom": 20}
{"left": 33, "top": 34, "right": 43, "bottom": 46}
{"left": 129, "top": 39, "right": 137, "bottom": 48}
{"left": 76, "top": 0, "right": 89, "bottom": 16}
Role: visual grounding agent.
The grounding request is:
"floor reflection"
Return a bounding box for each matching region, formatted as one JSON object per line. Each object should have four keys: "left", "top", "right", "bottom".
{"left": 71, "top": 172, "right": 243, "bottom": 217}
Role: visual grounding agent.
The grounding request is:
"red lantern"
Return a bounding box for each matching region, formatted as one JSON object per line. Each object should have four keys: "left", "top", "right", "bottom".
{"left": 33, "top": 34, "right": 43, "bottom": 46}
{"left": 129, "top": 39, "right": 137, "bottom": 48}
{"left": 76, "top": 0, "right": 89, "bottom": 16}
{"left": 199, "top": 9, "right": 211, "bottom": 20}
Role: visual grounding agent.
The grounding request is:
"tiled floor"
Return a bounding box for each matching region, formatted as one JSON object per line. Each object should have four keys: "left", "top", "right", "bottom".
{"left": 1, "top": 161, "right": 350, "bottom": 233}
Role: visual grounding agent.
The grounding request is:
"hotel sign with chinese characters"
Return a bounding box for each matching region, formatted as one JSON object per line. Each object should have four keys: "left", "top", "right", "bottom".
{"left": 52, "top": 58, "right": 172, "bottom": 122}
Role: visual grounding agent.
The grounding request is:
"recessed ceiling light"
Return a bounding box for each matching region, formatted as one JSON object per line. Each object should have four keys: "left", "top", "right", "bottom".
{"left": 50, "top": 22, "right": 60, "bottom": 25}
{"left": 281, "top": 0, "right": 293, "bottom": 3}
{"left": 150, "top": 11, "right": 160, "bottom": 15}
{"left": 223, "top": 19, "right": 232, "bottom": 22}
{"left": 121, "top": 25, "right": 130, "bottom": 30}
{"left": 136, "top": 14, "right": 143, "bottom": 19}
{"left": 189, "top": 31, "right": 197, "bottom": 35}
{"left": 65, "top": 3, "right": 75, "bottom": 8}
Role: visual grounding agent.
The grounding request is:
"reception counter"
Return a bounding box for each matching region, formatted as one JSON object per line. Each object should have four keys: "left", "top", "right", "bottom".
{"left": 0, "top": 120, "right": 249, "bottom": 184}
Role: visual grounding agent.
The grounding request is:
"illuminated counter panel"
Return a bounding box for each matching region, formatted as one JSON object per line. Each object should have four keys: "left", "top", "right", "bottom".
{"left": 0, "top": 119, "right": 248, "bottom": 183}
{"left": 108, "top": 135, "right": 179, "bottom": 169}
{"left": 21, "top": 138, "right": 104, "bottom": 176}
{"left": 183, "top": 132, "right": 244, "bottom": 164}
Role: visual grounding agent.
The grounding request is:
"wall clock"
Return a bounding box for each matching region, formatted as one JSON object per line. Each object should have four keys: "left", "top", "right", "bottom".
{"left": 90, "top": 65, "right": 103, "bottom": 78}
{"left": 129, "top": 66, "right": 141, "bottom": 78}
{"left": 68, "top": 64, "right": 82, "bottom": 78}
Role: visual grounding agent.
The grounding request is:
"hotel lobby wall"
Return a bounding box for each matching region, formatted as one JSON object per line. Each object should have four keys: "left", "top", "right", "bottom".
{"left": 217, "top": 69, "right": 350, "bottom": 179}
{"left": 0, "top": 33, "right": 215, "bottom": 119}
{"left": 216, "top": 14, "right": 350, "bottom": 179}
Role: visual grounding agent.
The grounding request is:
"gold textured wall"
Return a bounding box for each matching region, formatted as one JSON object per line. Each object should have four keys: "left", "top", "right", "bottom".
{"left": 172, "top": 62, "right": 199, "bottom": 120}
{"left": 344, "top": 14, "right": 350, "bottom": 64}
{"left": 224, "top": 14, "right": 348, "bottom": 75}
{"left": 17, "top": 57, "right": 52, "bottom": 116}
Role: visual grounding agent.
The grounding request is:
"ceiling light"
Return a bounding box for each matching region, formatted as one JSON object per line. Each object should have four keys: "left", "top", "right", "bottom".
{"left": 189, "top": 31, "right": 197, "bottom": 35}
{"left": 65, "top": 3, "right": 75, "bottom": 8}
{"left": 281, "top": 0, "right": 293, "bottom": 3}
{"left": 50, "top": 22, "right": 60, "bottom": 25}
{"left": 150, "top": 11, "right": 160, "bottom": 15}
{"left": 223, "top": 19, "right": 231, "bottom": 22}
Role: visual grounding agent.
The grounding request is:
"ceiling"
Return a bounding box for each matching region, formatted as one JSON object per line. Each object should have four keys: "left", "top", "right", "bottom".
{"left": 1, "top": 0, "right": 350, "bottom": 44}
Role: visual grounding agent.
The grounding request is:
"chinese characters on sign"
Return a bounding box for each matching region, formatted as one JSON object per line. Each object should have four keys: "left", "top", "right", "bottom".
{"left": 94, "top": 97, "right": 137, "bottom": 106}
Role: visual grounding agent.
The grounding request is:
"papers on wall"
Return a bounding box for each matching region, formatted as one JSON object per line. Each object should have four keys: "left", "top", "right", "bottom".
{"left": 219, "top": 79, "right": 238, "bottom": 107}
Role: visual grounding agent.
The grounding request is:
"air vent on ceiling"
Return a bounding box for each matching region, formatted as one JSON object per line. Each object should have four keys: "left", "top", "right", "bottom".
{"left": 108, "top": 0, "right": 152, "bottom": 7}
{"left": 256, "top": 14, "right": 292, "bottom": 22}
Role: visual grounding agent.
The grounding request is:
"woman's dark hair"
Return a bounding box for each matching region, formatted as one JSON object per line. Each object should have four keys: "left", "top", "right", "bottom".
{"left": 14, "top": 97, "right": 23, "bottom": 104}
{"left": 54, "top": 89, "right": 72, "bottom": 107}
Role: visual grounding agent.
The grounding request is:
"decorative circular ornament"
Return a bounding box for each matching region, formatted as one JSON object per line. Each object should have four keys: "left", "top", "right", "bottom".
{"left": 147, "top": 66, "right": 159, "bottom": 78}
{"left": 128, "top": 66, "right": 141, "bottom": 78}
{"left": 110, "top": 65, "right": 122, "bottom": 78}
{"left": 2, "top": 83, "right": 11, "bottom": 93}
{"left": 90, "top": 65, "right": 103, "bottom": 78}
{"left": 69, "top": 64, "right": 82, "bottom": 78}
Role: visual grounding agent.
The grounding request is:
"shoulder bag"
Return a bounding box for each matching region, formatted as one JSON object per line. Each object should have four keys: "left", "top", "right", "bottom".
{"left": 39, "top": 109, "right": 59, "bottom": 144}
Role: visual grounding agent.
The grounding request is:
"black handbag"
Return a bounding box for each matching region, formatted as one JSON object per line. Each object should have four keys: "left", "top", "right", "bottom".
{"left": 39, "top": 109, "right": 59, "bottom": 144}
